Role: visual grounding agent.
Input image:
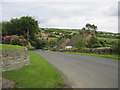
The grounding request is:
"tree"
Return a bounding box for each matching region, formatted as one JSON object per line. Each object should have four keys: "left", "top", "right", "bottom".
{"left": 32, "top": 38, "right": 46, "bottom": 49}
{"left": 48, "top": 40, "right": 57, "bottom": 49}
{"left": 86, "top": 36, "right": 102, "bottom": 48}
{"left": 2, "top": 16, "right": 39, "bottom": 41}
{"left": 2, "top": 21, "right": 13, "bottom": 36}
{"left": 80, "top": 27, "right": 86, "bottom": 34}
{"left": 75, "top": 38, "right": 86, "bottom": 50}
{"left": 85, "top": 23, "right": 97, "bottom": 31}
{"left": 64, "top": 34, "right": 72, "bottom": 39}
{"left": 85, "top": 23, "right": 91, "bottom": 30}
{"left": 111, "top": 40, "right": 120, "bottom": 54}
{"left": 85, "top": 23, "right": 97, "bottom": 35}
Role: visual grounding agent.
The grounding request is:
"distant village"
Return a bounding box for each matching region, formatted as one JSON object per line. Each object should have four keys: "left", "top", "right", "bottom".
{"left": 35, "top": 28, "right": 96, "bottom": 50}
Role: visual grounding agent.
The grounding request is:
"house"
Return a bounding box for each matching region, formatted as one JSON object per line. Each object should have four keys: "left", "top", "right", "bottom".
{"left": 48, "top": 37, "right": 57, "bottom": 41}
{"left": 55, "top": 37, "right": 70, "bottom": 49}
{"left": 52, "top": 32, "right": 56, "bottom": 34}
{"left": 55, "top": 31, "right": 96, "bottom": 50}
{"left": 40, "top": 33, "right": 48, "bottom": 40}
{"left": 65, "top": 34, "right": 82, "bottom": 49}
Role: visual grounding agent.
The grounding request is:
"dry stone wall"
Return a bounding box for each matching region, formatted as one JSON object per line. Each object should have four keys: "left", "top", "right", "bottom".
{"left": 1, "top": 49, "right": 30, "bottom": 71}
{"left": 55, "top": 48, "right": 112, "bottom": 55}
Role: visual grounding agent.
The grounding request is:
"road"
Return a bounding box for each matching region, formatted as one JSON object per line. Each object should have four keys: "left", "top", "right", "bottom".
{"left": 33, "top": 50, "right": 118, "bottom": 88}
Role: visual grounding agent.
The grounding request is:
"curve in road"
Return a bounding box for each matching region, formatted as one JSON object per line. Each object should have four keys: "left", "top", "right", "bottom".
{"left": 33, "top": 50, "right": 118, "bottom": 88}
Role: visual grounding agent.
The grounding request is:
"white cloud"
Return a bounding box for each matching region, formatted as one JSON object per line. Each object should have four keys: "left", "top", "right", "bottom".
{"left": 2, "top": 0, "right": 119, "bottom": 2}
{"left": 1, "top": 1, "right": 118, "bottom": 33}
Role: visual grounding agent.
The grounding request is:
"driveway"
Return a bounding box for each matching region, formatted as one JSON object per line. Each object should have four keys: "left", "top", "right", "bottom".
{"left": 32, "top": 50, "right": 118, "bottom": 88}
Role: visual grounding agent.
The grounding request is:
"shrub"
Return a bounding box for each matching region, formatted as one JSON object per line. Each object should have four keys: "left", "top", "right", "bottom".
{"left": 75, "top": 38, "right": 86, "bottom": 50}
{"left": 111, "top": 40, "right": 120, "bottom": 54}
{"left": 86, "top": 36, "right": 102, "bottom": 48}
{"left": 2, "top": 36, "right": 11, "bottom": 44}
{"left": 29, "top": 40, "right": 36, "bottom": 47}
{"left": 2, "top": 35, "right": 31, "bottom": 48}
{"left": 10, "top": 38, "right": 21, "bottom": 45}
{"left": 48, "top": 40, "right": 57, "bottom": 49}
{"left": 32, "top": 38, "right": 46, "bottom": 49}
{"left": 99, "top": 40, "right": 106, "bottom": 47}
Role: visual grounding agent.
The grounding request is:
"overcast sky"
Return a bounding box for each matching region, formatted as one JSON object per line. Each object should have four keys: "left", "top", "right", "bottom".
{"left": 1, "top": 0, "right": 119, "bottom": 33}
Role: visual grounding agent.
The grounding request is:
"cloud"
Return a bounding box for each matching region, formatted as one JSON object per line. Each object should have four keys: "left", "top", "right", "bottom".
{"left": 1, "top": 1, "right": 118, "bottom": 33}
{"left": 2, "top": 0, "right": 119, "bottom": 2}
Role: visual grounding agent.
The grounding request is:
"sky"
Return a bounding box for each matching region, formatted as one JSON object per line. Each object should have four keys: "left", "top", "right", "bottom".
{"left": 1, "top": 0, "right": 119, "bottom": 33}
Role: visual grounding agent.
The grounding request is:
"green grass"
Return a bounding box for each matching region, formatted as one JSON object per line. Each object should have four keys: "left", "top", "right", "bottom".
{"left": 50, "top": 51, "right": 119, "bottom": 60}
{"left": 0, "top": 44, "right": 25, "bottom": 49}
{"left": 3, "top": 51, "right": 65, "bottom": 88}
{"left": 98, "top": 37, "right": 119, "bottom": 43}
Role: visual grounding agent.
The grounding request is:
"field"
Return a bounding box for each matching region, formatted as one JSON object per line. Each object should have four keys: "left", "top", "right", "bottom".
{"left": 98, "top": 37, "right": 118, "bottom": 43}
{"left": 97, "top": 37, "right": 119, "bottom": 47}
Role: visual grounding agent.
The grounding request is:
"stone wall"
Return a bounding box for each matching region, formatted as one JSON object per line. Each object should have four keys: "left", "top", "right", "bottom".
{"left": 55, "top": 48, "right": 113, "bottom": 55}
{"left": 1, "top": 49, "right": 30, "bottom": 71}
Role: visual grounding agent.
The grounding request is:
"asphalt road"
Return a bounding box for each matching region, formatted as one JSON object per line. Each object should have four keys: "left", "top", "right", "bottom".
{"left": 33, "top": 50, "right": 118, "bottom": 88}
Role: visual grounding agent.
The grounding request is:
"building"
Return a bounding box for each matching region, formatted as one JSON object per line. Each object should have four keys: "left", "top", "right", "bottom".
{"left": 55, "top": 37, "right": 70, "bottom": 49}
{"left": 48, "top": 37, "right": 57, "bottom": 41}
{"left": 40, "top": 33, "right": 48, "bottom": 40}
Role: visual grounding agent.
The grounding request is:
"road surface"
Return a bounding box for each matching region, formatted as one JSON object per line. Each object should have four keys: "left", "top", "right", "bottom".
{"left": 33, "top": 50, "right": 118, "bottom": 88}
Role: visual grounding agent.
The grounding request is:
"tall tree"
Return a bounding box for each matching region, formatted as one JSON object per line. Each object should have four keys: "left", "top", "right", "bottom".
{"left": 85, "top": 23, "right": 97, "bottom": 35}
{"left": 2, "top": 16, "right": 39, "bottom": 41}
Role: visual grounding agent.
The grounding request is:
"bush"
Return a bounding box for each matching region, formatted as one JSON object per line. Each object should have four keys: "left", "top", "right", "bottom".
{"left": 99, "top": 40, "right": 106, "bottom": 47}
{"left": 2, "top": 36, "right": 11, "bottom": 44}
{"left": 32, "top": 38, "right": 46, "bottom": 49}
{"left": 29, "top": 40, "right": 36, "bottom": 47}
{"left": 75, "top": 38, "right": 86, "bottom": 50}
{"left": 10, "top": 38, "right": 21, "bottom": 45}
{"left": 111, "top": 40, "right": 120, "bottom": 54}
{"left": 87, "top": 36, "right": 102, "bottom": 48}
{"left": 2, "top": 35, "right": 31, "bottom": 48}
{"left": 48, "top": 40, "right": 57, "bottom": 49}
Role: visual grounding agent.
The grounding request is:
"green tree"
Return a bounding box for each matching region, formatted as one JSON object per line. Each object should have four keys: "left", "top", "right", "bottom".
{"left": 33, "top": 38, "right": 46, "bottom": 49}
{"left": 75, "top": 38, "right": 86, "bottom": 50}
{"left": 2, "top": 21, "right": 13, "bottom": 36}
{"left": 85, "top": 23, "right": 97, "bottom": 31}
{"left": 111, "top": 40, "right": 120, "bottom": 54}
{"left": 48, "top": 40, "right": 57, "bottom": 49}
{"left": 2, "top": 16, "right": 39, "bottom": 41}
{"left": 85, "top": 23, "right": 97, "bottom": 35}
{"left": 86, "top": 36, "right": 102, "bottom": 48}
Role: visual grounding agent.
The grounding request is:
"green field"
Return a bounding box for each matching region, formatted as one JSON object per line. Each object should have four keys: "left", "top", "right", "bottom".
{"left": 97, "top": 37, "right": 119, "bottom": 47}
{"left": 98, "top": 37, "right": 118, "bottom": 43}
{"left": 0, "top": 44, "right": 25, "bottom": 49}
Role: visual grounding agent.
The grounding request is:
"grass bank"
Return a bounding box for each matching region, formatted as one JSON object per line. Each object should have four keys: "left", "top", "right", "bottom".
{"left": 49, "top": 51, "right": 119, "bottom": 60}
{"left": 3, "top": 51, "right": 65, "bottom": 88}
{"left": 0, "top": 44, "right": 25, "bottom": 49}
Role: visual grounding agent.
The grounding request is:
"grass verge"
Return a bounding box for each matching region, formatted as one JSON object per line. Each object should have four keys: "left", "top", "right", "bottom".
{"left": 2, "top": 51, "right": 65, "bottom": 88}
{"left": 49, "top": 51, "right": 119, "bottom": 60}
{"left": 0, "top": 44, "right": 25, "bottom": 49}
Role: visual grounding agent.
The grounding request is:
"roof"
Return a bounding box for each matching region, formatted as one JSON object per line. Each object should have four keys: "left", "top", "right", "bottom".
{"left": 40, "top": 33, "right": 48, "bottom": 37}
{"left": 35, "top": 34, "right": 40, "bottom": 37}
{"left": 66, "top": 34, "right": 82, "bottom": 46}
{"left": 48, "top": 37, "right": 57, "bottom": 40}
{"left": 55, "top": 37, "right": 70, "bottom": 47}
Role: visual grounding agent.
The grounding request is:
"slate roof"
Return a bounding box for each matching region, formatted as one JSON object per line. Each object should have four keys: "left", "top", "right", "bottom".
{"left": 66, "top": 34, "right": 83, "bottom": 46}
{"left": 55, "top": 37, "right": 70, "bottom": 48}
